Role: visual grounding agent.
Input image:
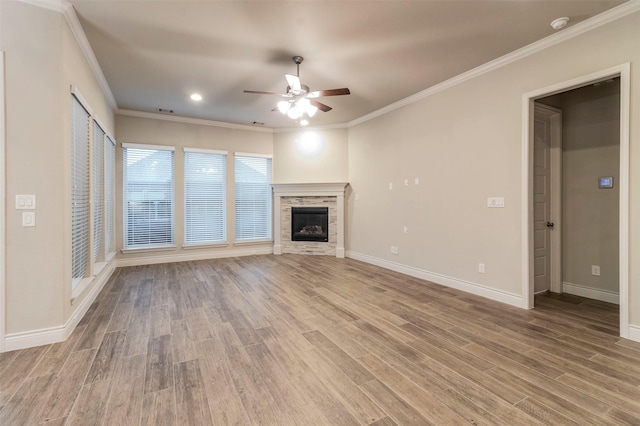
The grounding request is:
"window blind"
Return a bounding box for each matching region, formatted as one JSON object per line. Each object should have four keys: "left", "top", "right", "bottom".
{"left": 184, "top": 149, "right": 227, "bottom": 244}
{"left": 123, "top": 145, "right": 175, "bottom": 249}
{"left": 71, "top": 96, "right": 90, "bottom": 284}
{"left": 234, "top": 154, "right": 272, "bottom": 241}
{"left": 105, "top": 136, "right": 116, "bottom": 254}
{"left": 92, "top": 121, "right": 105, "bottom": 262}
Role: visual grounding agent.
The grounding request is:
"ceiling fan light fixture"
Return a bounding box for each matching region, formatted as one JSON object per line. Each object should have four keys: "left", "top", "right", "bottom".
{"left": 287, "top": 106, "right": 302, "bottom": 119}
{"left": 307, "top": 104, "right": 318, "bottom": 117}
{"left": 277, "top": 100, "right": 291, "bottom": 114}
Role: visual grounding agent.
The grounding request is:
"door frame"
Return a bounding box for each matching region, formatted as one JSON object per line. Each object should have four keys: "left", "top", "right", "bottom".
{"left": 521, "top": 63, "right": 630, "bottom": 339}
{"left": 0, "top": 51, "right": 6, "bottom": 352}
{"left": 533, "top": 104, "right": 562, "bottom": 294}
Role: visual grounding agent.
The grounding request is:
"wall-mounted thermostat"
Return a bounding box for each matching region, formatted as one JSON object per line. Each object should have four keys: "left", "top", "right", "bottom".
{"left": 598, "top": 176, "right": 614, "bottom": 189}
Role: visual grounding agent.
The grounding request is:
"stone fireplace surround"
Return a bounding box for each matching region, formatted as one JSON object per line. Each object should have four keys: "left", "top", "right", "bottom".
{"left": 272, "top": 183, "right": 348, "bottom": 258}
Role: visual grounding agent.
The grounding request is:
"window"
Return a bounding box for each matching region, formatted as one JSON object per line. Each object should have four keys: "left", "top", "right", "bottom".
{"left": 105, "top": 136, "right": 116, "bottom": 254}
{"left": 234, "top": 154, "right": 272, "bottom": 241}
{"left": 92, "top": 121, "right": 105, "bottom": 263}
{"left": 184, "top": 149, "right": 227, "bottom": 245}
{"left": 71, "top": 95, "right": 90, "bottom": 285}
{"left": 123, "top": 144, "right": 175, "bottom": 249}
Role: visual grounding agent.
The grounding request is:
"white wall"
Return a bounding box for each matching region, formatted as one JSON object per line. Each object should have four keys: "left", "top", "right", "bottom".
{"left": 273, "top": 128, "right": 349, "bottom": 184}
{"left": 0, "top": 1, "right": 115, "bottom": 338}
{"left": 347, "top": 10, "right": 640, "bottom": 321}
{"left": 115, "top": 114, "right": 274, "bottom": 265}
{"left": 560, "top": 82, "right": 620, "bottom": 296}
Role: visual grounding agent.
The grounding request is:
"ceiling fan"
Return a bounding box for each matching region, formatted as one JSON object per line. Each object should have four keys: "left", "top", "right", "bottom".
{"left": 244, "top": 56, "right": 350, "bottom": 123}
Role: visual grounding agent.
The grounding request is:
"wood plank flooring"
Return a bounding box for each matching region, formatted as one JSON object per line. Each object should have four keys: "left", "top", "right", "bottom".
{"left": 1, "top": 255, "right": 638, "bottom": 425}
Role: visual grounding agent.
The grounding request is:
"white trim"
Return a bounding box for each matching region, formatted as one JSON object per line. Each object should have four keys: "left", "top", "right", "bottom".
{"left": 4, "top": 325, "right": 66, "bottom": 351}
{"left": 347, "top": 251, "right": 524, "bottom": 308}
{"left": 116, "top": 109, "right": 273, "bottom": 134}
{"left": 272, "top": 182, "right": 349, "bottom": 197}
{"left": 62, "top": 4, "right": 117, "bottom": 109}
{"left": 182, "top": 242, "right": 229, "bottom": 250}
{"left": 116, "top": 246, "right": 273, "bottom": 268}
{"left": 0, "top": 51, "right": 6, "bottom": 352}
{"left": 15, "top": 0, "right": 66, "bottom": 12}
{"left": 628, "top": 325, "right": 640, "bottom": 343}
{"left": 521, "top": 63, "right": 631, "bottom": 337}
{"left": 71, "top": 86, "right": 94, "bottom": 116}
{"left": 348, "top": 1, "right": 640, "bottom": 128}
{"left": 274, "top": 122, "right": 349, "bottom": 133}
{"left": 562, "top": 282, "right": 619, "bottom": 305}
{"left": 4, "top": 261, "right": 115, "bottom": 352}
{"left": 121, "top": 142, "right": 175, "bottom": 151}
{"left": 234, "top": 152, "right": 273, "bottom": 159}
{"left": 183, "top": 147, "right": 228, "bottom": 155}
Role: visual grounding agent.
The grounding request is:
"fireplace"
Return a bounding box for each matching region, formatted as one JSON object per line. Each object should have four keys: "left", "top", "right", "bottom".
{"left": 272, "top": 182, "right": 348, "bottom": 257}
{"left": 291, "top": 207, "right": 328, "bottom": 242}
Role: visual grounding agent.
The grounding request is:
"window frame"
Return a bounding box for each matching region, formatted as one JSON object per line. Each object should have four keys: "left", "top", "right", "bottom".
{"left": 234, "top": 152, "right": 273, "bottom": 243}
{"left": 183, "top": 148, "right": 228, "bottom": 247}
{"left": 122, "top": 143, "right": 176, "bottom": 251}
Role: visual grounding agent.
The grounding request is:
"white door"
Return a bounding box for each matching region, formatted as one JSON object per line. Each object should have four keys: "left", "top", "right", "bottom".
{"left": 533, "top": 104, "right": 561, "bottom": 294}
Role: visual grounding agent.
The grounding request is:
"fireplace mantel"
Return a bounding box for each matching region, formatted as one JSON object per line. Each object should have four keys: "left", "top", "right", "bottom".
{"left": 272, "top": 183, "right": 348, "bottom": 258}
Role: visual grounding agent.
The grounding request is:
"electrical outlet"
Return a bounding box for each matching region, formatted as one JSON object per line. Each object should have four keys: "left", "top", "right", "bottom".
{"left": 389, "top": 182, "right": 393, "bottom": 190}
{"left": 478, "top": 263, "right": 485, "bottom": 273}
{"left": 592, "top": 265, "right": 600, "bottom": 276}
{"left": 404, "top": 179, "right": 409, "bottom": 186}
{"left": 355, "top": 193, "right": 360, "bottom": 201}
{"left": 403, "top": 226, "right": 408, "bottom": 234}
{"left": 414, "top": 177, "right": 420, "bottom": 185}
{"left": 391, "top": 246, "right": 398, "bottom": 255}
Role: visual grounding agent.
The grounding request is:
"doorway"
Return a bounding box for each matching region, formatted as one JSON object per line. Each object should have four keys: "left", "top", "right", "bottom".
{"left": 522, "top": 64, "right": 630, "bottom": 338}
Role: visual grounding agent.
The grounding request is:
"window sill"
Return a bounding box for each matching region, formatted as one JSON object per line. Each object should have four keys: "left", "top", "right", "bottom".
{"left": 121, "top": 245, "right": 177, "bottom": 254}
{"left": 71, "top": 276, "right": 93, "bottom": 300}
{"left": 182, "top": 242, "right": 229, "bottom": 250}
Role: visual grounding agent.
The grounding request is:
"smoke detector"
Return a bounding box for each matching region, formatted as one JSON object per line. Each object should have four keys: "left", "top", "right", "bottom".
{"left": 550, "top": 17, "right": 569, "bottom": 30}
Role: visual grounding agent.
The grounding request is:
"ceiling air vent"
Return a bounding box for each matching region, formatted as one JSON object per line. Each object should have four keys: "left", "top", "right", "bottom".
{"left": 156, "top": 108, "right": 174, "bottom": 114}
{"left": 252, "top": 121, "right": 265, "bottom": 126}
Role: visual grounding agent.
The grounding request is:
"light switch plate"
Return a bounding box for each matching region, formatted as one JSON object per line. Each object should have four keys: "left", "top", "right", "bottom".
{"left": 16, "top": 195, "right": 36, "bottom": 209}
{"left": 22, "top": 211, "right": 36, "bottom": 227}
{"left": 487, "top": 197, "right": 505, "bottom": 208}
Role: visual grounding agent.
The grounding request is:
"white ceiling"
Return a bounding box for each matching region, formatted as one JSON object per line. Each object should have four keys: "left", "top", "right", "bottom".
{"left": 69, "top": 0, "right": 627, "bottom": 129}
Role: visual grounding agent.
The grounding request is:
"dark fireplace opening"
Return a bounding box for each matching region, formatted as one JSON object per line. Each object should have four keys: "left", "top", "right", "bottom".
{"left": 291, "top": 207, "right": 329, "bottom": 242}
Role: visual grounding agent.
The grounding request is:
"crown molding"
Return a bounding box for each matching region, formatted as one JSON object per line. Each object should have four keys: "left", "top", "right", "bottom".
{"left": 15, "top": 0, "right": 66, "bottom": 13}
{"left": 273, "top": 122, "right": 349, "bottom": 134}
{"left": 116, "top": 109, "right": 274, "bottom": 134}
{"left": 348, "top": 0, "right": 640, "bottom": 128}
{"left": 16, "top": 0, "right": 118, "bottom": 109}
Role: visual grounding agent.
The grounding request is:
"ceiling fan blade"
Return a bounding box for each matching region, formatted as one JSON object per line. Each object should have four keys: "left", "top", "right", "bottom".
{"left": 285, "top": 74, "right": 301, "bottom": 91}
{"left": 307, "top": 88, "right": 351, "bottom": 98}
{"left": 310, "top": 99, "right": 332, "bottom": 112}
{"left": 244, "top": 90, "right": 289, "bottom": 96}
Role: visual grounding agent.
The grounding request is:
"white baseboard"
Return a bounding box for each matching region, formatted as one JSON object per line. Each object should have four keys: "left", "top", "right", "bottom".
{"left": 4, "top": 261, "right": 116, "bottom": 352}
{"left": 562, "top": 281, "right": 619, "bottom": 305}
{"left": 346, "top": 251, "right": 524, "bottom": 308}
{"left": 117, "top": 246, "right": 274, "bottom": 268}
{"left": 627, "top": 325, "right": 640, "bottom": 343}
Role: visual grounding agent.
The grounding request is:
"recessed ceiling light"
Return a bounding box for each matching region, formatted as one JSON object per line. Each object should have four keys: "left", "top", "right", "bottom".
{"left": 550, "top": 17, "right": 569, "bottom": 30}
{"left": 190, "top": 93, "right": 203, "bottom": 101}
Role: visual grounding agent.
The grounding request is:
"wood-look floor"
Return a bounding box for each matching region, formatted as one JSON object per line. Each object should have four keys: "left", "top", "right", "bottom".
{"left": 1, "top": 255, "right": 639, "bottom": 425}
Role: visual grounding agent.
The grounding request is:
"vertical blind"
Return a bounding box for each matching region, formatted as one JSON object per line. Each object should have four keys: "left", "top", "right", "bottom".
{"left": 92, "top": 121, "right": 105, "bottom": 262}
{"left": 184, "top": 149, "right": 227, "bottom": 244}
{"left": 71, "top": 96, "right": 90, "bottom": 284}
{"left": 234, "top": 154, "right": 272, "bottom": 240}
{"left": 123, "top": 145, "right": 175, "bottom": 249}
{"left": 105, "top": 136, "right": 116, "bottom": 254}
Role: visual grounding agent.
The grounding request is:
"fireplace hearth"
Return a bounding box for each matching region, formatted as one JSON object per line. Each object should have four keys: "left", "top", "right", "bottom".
{"left": 291, "top": 207, "right": 328, "bottom": 242}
